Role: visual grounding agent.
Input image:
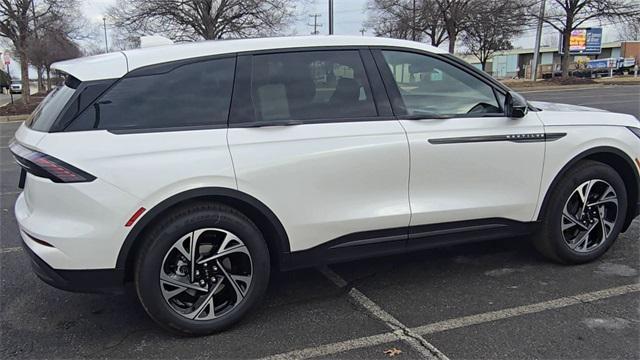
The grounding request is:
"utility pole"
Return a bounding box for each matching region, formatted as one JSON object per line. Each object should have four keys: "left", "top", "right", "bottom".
{"left": 103, "top": 17, "right": 109, "bottom": 53}
{"left": 531, "top": 0, "right": 546, "bottom": 81}
{"left": 412, "top": 0, "right": 416, "bottom": 41}
{"left": 328, "top": 0, "right": 334, "bottom": 35}
{"left": 308, "top": 14, "right": 322, "bottom": 35}
{"left": 30, "top": 0, "right": 37, "bottom": 37}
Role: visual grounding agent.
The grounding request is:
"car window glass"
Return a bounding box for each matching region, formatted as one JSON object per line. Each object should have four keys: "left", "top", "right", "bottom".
{"left": 27, "top": 85, "right": 76, "bottom": 131}
{"left": 250, "top": 50, "right": 377, "bottom": 122}
{"left": 381, "top": 51, "right": 501, "bottom": 117}
{"left": 67, "top": 57, "right": 235, "bottom": 131}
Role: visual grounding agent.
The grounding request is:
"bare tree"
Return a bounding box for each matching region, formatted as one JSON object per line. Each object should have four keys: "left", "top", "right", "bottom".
{"left": 421, "top": 0, "right": 448, "bottom": 47}
{"left": 27, "top": 28, "right": 80, "bottom": 91}
{"left": 433, "top": 0, "right": 474, "bottom": 53}
{"left": 535, "top": 0, "right": 640, "bottom": 77}
{"left": 367, "top": 0, "right": 447, "bottom": 46}
{"left": 367, "top": 0, "right": 416, "bottom": 40}
{"left": 461, "top": 0, "right": 527, "bottom": 70}
{"left": 0, "top": 0, "right": 76, "bottom": 103}
{"left": 617, "top": 17, "right": 640, "bottom": 40}
{"left": 0, "top": 0, "right": 37, "bottom": 103}
{"left": 108, "top": 0, "right": 296, "bottom": 41}
{"left": 27, "top": 0, "right": 84, "bottom": 93}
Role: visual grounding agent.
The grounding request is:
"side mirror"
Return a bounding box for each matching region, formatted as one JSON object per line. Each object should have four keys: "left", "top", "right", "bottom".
{"left": 505, "top": 91, "right": 528, "bottom": 118}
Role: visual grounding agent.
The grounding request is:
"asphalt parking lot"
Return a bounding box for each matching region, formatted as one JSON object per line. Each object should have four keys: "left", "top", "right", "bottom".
{"left": 1, "top": 85, "right": 639, "bottom": 359}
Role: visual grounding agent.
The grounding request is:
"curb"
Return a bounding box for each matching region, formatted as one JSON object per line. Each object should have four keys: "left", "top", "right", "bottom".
{"left": 0, "top": 114, "right": 29, "bottom": 123}
{"left": 507, "top": 81, "right": 640, "bottom": 93}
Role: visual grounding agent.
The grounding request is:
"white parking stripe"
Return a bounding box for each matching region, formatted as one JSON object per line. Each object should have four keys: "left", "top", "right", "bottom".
{"left": 261, "top": 282, "right": 640, "bottom": 360}
{"left": 319, "top": 267, "right": 449, "bottom": 360}
{"left": 0, "top": 246, "right": 22, "bottom": 254}
{"left": 261, "top": 332, "right": 399, "bottom": 360}
{"left": 413, "top": 283, "right": 640, "bottom": 335}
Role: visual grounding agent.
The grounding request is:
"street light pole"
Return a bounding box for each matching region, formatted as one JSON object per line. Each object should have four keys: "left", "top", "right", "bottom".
{"left": 531, "top": 0, "right": 546, "bottom": 81}
{"left": 412, "top": 0, "right": 416, "bottom": 41}
{"left": 103, "top": 17, "right": 109, "bottom": 53}
{"left": 328, "top": 0, "right": 334, "bottom": 35}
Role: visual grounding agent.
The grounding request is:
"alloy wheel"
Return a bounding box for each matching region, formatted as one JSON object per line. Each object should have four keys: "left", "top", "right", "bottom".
{"left": 159, "top": 228, "right": 253, "bottom": 320}
{"left": 561, "top": 179, "right": 618, "bottom": 253}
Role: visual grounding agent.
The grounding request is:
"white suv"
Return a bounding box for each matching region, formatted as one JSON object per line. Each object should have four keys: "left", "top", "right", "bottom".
{"left": 10, "top": 36, "right": 640, "bottom": 335}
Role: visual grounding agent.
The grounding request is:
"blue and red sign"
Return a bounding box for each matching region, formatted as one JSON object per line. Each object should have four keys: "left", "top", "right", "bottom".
{"left": 560, "top": 28, "right": 602, "bottom": 55}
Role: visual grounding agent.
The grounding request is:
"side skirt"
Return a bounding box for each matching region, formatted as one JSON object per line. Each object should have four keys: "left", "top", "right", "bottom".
{"left": 280, "top": 218, "right": 538, "bottom": 271}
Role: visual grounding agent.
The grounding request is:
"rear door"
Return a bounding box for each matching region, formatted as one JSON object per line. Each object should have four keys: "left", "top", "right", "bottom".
{"left": 227, "top": 49, "right": 411, "bottom": 258}
{"left": 374, "top": 49, "right": 545, "bottom": 244}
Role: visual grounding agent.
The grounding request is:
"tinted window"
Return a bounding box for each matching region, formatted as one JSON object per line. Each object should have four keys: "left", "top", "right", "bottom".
{"left": 27, "top": 85, "right": 76, "bottom": 131}
{"left": 53, "top": 81, "right": 114, "bottom": 131}
{"left": 381, "top": 51, "right": 501, "bottom": 117}
{"left": 68, "top": 57, "right": 235, "bottom": 131}
{"left": 249, "top": 50, "right": 377, "bottom": 123}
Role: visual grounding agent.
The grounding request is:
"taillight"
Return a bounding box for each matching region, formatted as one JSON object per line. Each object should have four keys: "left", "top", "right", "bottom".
{"left": 9, "top": 142, "right": 96, "bottom": 183}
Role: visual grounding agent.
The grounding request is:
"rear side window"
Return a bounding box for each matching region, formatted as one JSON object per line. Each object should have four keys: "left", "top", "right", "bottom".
{"left": 27, "top": 85, "right": 76, "bottom": 131}
{"left": 67, "top": 57, "right": 235, "bottom": 131}
{"left": 249, "top": 50, "right": 377, "bottom": 123}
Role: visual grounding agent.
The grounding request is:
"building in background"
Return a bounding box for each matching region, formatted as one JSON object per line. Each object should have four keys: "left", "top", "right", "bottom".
{"left": 459, "top": 40, "right": 640, "bottom": 79}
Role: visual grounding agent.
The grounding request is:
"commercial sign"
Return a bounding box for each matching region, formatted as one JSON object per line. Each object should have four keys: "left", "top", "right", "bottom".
{"left": 561, "top": 28, "right": 602, "bottom": 55}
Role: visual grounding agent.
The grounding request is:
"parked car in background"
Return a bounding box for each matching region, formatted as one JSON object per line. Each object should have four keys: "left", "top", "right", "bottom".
{"left": 10, "top": 79, "right": 22, "bottom": 94}
{"left": 10, "top": 36, "right": 640, "bottom": 336}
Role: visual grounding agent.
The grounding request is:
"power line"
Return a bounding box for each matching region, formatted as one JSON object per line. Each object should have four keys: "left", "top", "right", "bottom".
{"left": 308, "top": 13, "right": 323, "bottom": 35}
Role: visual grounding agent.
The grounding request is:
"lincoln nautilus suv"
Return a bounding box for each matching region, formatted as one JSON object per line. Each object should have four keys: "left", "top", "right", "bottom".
{"left": 10, "top": 36, "right": 640, "bottom": 335}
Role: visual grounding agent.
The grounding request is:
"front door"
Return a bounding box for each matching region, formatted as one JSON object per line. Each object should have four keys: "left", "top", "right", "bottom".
{"left": 375, "top": 49, "right": 545, "bottom": 242}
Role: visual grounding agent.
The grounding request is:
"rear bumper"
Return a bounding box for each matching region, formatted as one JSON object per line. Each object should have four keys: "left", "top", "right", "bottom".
{"left": 21, "top": 240, "right": 125, "bottom": 294}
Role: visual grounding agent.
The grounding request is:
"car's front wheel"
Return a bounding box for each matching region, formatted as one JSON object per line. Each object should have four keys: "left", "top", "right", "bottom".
{"left": 534, "top": 160, "right": 628, "bottom": 264}
{"left": 134, "top": 202, "right": 270, "bottom": 335}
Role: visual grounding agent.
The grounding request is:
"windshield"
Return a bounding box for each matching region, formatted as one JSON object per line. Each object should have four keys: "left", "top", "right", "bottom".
{"left": 26, "top": 85, "right": 76, "bottom": 132}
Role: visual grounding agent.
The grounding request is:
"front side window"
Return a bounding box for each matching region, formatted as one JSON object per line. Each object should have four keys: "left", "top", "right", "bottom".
{"left": 381, "top": 51, "right": 502, "bottom": 117}
{"left": 249, "top": 50, "right": 377, "bottom": 123}
{"left": 67, "top": 57, "right": 235, "bottom": 131}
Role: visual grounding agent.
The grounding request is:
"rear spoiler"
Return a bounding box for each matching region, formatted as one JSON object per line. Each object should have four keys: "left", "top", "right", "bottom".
{"left": 52, "top": 52, "right": 128, "bottom": 82}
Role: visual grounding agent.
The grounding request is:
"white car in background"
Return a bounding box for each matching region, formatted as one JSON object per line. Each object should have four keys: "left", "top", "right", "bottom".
{"left": 10, "top": 79, "right": 22, "bottom": 94}
{"left": 10, "top": 36, "right": 640, "bottom": 335}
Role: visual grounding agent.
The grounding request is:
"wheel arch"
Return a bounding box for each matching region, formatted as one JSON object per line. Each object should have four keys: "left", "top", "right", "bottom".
{"left": 116, "top": 187, "right": 291, "bottom": 281}
{"left": 537, "top": 146, "right": 640, "bottom": 232}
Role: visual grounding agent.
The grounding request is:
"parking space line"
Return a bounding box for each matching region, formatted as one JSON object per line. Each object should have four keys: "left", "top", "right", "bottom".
{"left": 413, "top": 283, "right": 640, "bottom": 335}
{"left": 261, "top": 282, "right": 640, "bottom": 360}
{"left": 0, "top": 246, "right": 22, "bottom": 254}
{"left": 261, "top": 332, "right": 398, "bottom": 360}
{"left": 319, "top": 267, "right": 449, "bottom": 360}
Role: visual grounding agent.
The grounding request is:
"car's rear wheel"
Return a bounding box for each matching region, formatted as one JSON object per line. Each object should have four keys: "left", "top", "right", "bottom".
{"left": 134, "top": 202, "right": 270, "bottom": 335}
{"left": 534, "top": 160, "right": 628, "bottom": 264}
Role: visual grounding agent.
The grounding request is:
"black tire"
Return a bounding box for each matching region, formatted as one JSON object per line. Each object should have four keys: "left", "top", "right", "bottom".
{"left": 534, "top": 160, "right": 628, "bottom": 264}
{"left": 134, "top": 201, "right": 270, "bottom": 335}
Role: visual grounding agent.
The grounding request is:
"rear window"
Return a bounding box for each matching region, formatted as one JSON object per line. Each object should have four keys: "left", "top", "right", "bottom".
{"left": 26, "top": 85, "right": 76, "bottom": 132}
{"left": 67, "top": 57, "right": 236, "bottom": 131}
